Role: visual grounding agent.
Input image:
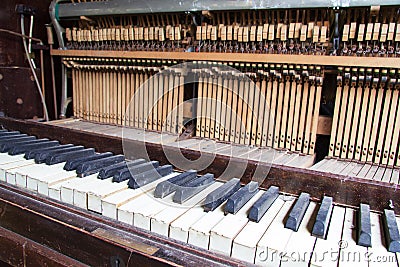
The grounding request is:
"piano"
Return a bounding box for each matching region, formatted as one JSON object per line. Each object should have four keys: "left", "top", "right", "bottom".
{"left": 0, "top": 0, "right": 400, "bottom": 266}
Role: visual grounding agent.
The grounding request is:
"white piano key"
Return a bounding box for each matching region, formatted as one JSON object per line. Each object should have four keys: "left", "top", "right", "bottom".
{"left": 117, "top": 186, "right": 171, "bottom": 228}
{"left": 151, "top": 182, "right": 221, "bottom": 237}
{"left": 231, "top": 195, "right": 285, "bottom": 263}
{"left": 280, "top": 202, "right": 318, "bottom": 267}
{"left": 87, "top": 180, "right": 129, "bottom": 213}
{"left": 0, "top": 153, "right": 26, "bottom": 165}
{"left": 101, "top": 173, "right": 176, "bottom": 220}
{"left": 52, "top": 174, "right": 97, "bottom": 203}
{"left": 72, "top": 177, "right": 111, "bottom": 209}
{"left": 13, "top": 164, "right": 38, "bottom": 188}
{"left": 254, "top": 197, "right": 295, "bottom": 266}
{"left": 16, "top": 162, "right": 69, "bottom": 190}
{"left": 134, "top": 193, "right": 175, "bottom": 230}
{"left": 188, "top": 201, "right": 226, "bottom": 249}
{"left": 310, "top": 206, "right": 346, "bottom": 267}
{"left": 208, "top": 190, "right": 264, "bottom": 256}
{"left": 169, "top": 204, "right": 209, "bottom": 243}
{"left": 37, "top": 171, "right": 77, "bottom": 195}
{"left": 368, "top": 212, "right": 398, "bottom": 267}
{"left": 2, "top": 160, "right": 36, "bottom": 184}
{"left": 338, "top": 208, "right": 368, "bottom": 267}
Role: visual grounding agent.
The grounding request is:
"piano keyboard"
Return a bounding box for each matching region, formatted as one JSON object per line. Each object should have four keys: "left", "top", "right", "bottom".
{"left": 0, "top": 129, "right": 399, "bottom": 266}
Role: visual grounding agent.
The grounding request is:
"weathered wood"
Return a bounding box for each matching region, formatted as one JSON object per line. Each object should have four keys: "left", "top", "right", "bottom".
{"left": 0, "top": 181, "right": 245, "bottom": 267}
{"left": 51, "top": 49, "right": 400, "bottom": 68}
{"left": 0, "top": 226, "right": 88, "bottom": 267}
{"left": 0, "top": 117, "right": 398, "bottom": 213}
{"left": 317, "top": 115, "right": 332, "bottom": 135}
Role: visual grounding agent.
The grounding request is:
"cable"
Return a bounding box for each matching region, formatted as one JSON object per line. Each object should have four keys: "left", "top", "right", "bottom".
{"left": 0, "top": 28, "right": 42, "bottom": 43}
{"left": 20, "top": 14, "right": 49, "bottom": 121}
{"left": 28, "top": 15, "right": 37, "bottom": 69}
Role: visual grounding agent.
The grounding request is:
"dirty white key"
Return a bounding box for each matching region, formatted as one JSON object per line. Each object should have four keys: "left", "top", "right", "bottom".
{"left": 280, "top": 201, "right": 318, "bottom": 267}
{"left": 151, "top": 182, "right": 221, "bottom": 237}
{"left": 87, "top": 179, "right": 130, "bottom": 213}
{"left": 170, "top": 201, "right": 210, "bottom": 243}
{"left": 50, "top": 174, "right": 97, "bottom": 203}
{"left": 102, "top": 173, "right": 177, "bottom": 220}
{"left": 310, "top": 206, "right": 345, "bottom": 267}
{"left": 368, "top": 212, "right": 397, "bottom": 267}
{"left": 2, "top": 160, "right": 36, "bottom": 184}
{"left": 117, "top": 185, "right": 174, "bottom": 230}
{"left": 15, "top": 162, "right": 69, "bottom": 190}
{"left": 37, "top": 171, "right": 77, "bottom": 195}
{"left": 255, "top": 197, "right": 295, "bottom": 266}
{"left": 72, "top": 177, "right": 114, "bottom": 209}
{"left": 231, "top": 195, "right": 285, "bottom": 263}
{"left": 209, "top": 190, "right": 264, "bottom": 256}
{"left": 338, "top": 208, "right": 368, "bottom": 267}
{"left": 134, "top": 193, "right": 175, "bottom": 230}
{"left": 188, "top": 200, "right": 226, "bottom": 249}
{"left": 0, "top": 153, "right": 27, "bottom": 165}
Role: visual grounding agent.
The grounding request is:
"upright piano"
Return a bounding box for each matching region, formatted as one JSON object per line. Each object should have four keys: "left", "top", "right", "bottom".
{"left": 1, "top": 0, "right": 400, "bottom": 265}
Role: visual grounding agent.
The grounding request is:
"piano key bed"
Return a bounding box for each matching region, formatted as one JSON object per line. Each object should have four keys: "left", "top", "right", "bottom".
{"left": 0, "top": 129, "right": 399, "bottom": 266}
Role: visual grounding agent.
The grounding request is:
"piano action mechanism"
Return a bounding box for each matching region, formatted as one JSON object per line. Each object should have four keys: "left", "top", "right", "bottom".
{"left": 1, "top": 0, "right": 400, "bottom": 265}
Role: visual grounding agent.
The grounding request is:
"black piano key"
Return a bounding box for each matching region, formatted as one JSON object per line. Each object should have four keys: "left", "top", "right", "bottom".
{"left": 0, "top": 136, "right": 36, "bottom": 151}
{"left": 76, "top": 154, "right": 125, "bottom": 177}
{"left": 248, "top": 186, "right": 279, "bottom": 222}
{"left": 35, "top": 146, "right": 84, "bottom": 164}
{"left": 1, "top": 138, "right": 43, "bottom": 153}
{"left": 383, "top": 209, "right": 400, "bottom": 253}
{"left": 203, "top": 178, "right": 241, "bottom": 212}
{"left": 0, "top": 133, "right": 26, "bottom": 140}
{"left": 225, "top": 181, "right": 259, "bottom": 215}
{"left": 0, "top": 131, "right": 21, "bottom": 137}
{"left": 0, "top": 135, "right": 31, "bottom": 144}
{"left": 312, "top": 196, "right": 333, "bottom": 238}
{"left": 98, "top": 158, "right": 146, "bottom": 180}
{"left": 46, "top": 148, "right": 96, "bottom": 165}
{"left": 112, "top": 161, "right": 159, "bottom": 182}
{"left": 128, "top": 165, "right": 173, "bottom": 189}
{"left": 154, "top": 170, "right": 197, "bottom": 198}
{"left": 25, "top": 144, "right": 73, "bottom": 160}
{"left": 285, "top": 192, "right": 310, "bottom": 231}
{"left": 8, "top": 140, "right": 59, "bottom": 155}
{"left": 358, "top": 203, "right": 372, "bottom": 247}
{"left": 63, "top": 152, "right": 113, "bottom": 171}
{"left": 173, "top": 173, "right": 214, "bottom": 204}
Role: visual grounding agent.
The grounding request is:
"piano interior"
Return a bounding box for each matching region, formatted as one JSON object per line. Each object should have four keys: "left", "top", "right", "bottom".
{"left": 0, "top": 0, "right": 400, "bottom": 265}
